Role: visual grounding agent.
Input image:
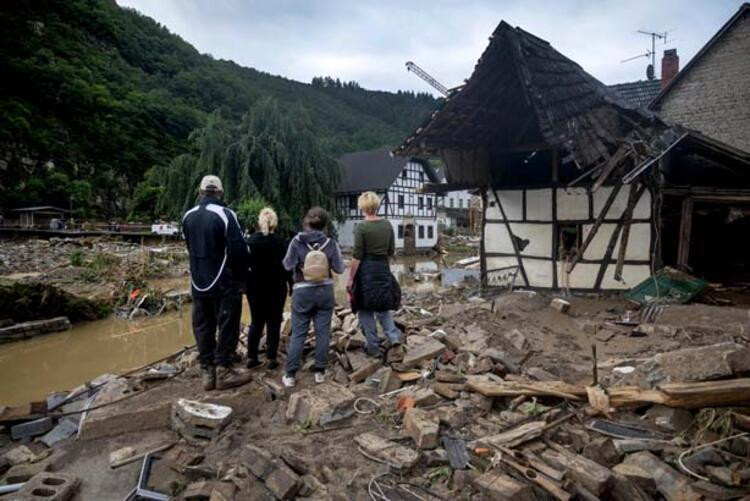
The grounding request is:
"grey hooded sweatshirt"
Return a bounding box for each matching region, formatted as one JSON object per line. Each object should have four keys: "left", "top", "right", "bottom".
{"left": 282, "top": 230, "right": 345, "bottom": 287}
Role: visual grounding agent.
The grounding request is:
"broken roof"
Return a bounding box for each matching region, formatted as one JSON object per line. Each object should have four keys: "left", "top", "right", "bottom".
{"left": 650, "top": 3, "right": 750, "bottom": 109}
{"left": 335, "top": 149, "right": 438, "bottom": 194}
{"left": 396, "top": 21, "right": 662, "bottom": 170}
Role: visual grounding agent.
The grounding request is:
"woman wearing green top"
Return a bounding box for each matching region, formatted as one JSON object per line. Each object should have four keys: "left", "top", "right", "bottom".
{"left": 347, "top": 191, "right": 402, "bottom": 357}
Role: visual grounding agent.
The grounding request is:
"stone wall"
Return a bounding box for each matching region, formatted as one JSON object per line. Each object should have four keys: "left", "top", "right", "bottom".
{"left": 657, "top": 13, "right": 750, "bottom": 152}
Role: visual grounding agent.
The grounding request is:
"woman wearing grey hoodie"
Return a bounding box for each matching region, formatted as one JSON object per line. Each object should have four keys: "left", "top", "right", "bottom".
{"left": 281, "top": 207, "right": 345, "bottom": 387}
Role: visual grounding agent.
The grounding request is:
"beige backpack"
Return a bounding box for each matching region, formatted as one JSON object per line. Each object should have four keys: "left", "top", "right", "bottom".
{"left": 302, "top": 239, "right": 331, "bottom": 282}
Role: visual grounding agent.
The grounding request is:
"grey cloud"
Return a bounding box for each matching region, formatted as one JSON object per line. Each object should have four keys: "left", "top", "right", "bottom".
{"left": 119, "top": 0, "right": 741, "bottom": 94}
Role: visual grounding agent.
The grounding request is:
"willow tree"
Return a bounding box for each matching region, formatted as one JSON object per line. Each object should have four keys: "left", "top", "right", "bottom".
{"left": 156, "top": 99, "right": 339, "bottom": 234}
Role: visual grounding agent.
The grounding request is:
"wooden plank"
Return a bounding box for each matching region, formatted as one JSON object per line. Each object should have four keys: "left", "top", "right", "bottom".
{"left": 595, "top": 182, "right": 646, "bottom": 288}
{"left": 591, "top": 146, "right": 631, "bottom": 193}
{"left": 566, "top": 182, "right": 622, "bottom": 274}
{"left": 467, "top": 378, "right": 750, "bottom": 409}
{"left": 490, "top": 188, "right": 529, "bottom": 287}
{"left": 465, "top": 379, "right": 586, "bottom": 400}
{"left": 608, "top": 379, "right": 750, "bottom": 409}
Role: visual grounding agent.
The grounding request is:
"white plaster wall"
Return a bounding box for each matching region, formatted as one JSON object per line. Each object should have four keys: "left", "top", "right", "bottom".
{"left": 526, "top": 189, "right": 553, "bottom": 220}
{"left": 594, "top": 186, "right": 651, "bottom": 220}
{"left": 523, "top": 258, "right": 554, "bottom": 287}
{"left": 484, "top": 222, "right": 514, "bottom": 254}
{"left": 582, "top": 223, "right": 651, "bottom": 261}
{"left": 556, "top": 188, "right": 590, "bottom": 220}
{"left": 484, "top": 222, "right": 553, "bottom": 258}
{"left": 560, "top": 262, "right": 600, "bottom": 289}
{"left": 486, "top": 190, "right": 523, "bottom": 220}
{"left": 600, "top": 264, "right": 652, "bottom": 289}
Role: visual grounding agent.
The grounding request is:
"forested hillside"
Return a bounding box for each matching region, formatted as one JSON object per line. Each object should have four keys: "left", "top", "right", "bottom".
{"left": 0, "top": 0, "right": 437, "bottom": 217}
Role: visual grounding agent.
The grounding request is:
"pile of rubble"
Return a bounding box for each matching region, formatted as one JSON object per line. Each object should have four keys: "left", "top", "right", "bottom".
{"left": 1, "top": 288, "right": 750, "bottom": 499}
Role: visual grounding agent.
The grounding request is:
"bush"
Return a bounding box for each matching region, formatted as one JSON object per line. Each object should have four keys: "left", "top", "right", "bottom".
{"left": 69, "top": 249, "right": 84, "bottom": 267}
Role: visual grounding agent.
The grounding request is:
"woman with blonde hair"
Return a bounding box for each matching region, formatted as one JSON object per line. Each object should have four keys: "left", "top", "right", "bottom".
{"left": 348, "top": 191, "right": 402, "bottom": 357}
{"left": 245, "top": 207, "right": 292, "bottom": 369}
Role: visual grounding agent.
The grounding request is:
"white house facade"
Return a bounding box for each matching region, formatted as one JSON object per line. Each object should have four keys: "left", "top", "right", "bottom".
{"left": 334, "top": 149, "right": 439, "bottom": 252}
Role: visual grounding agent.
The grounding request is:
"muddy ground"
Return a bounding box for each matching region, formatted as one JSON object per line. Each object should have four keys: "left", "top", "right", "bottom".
{"left": 2, "top": 282, "right": 749, "bottom": 500}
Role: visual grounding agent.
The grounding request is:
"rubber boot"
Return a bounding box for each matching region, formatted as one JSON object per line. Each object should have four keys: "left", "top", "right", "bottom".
{"left": 202, "top": 366, "right": 216, "bottom": 391}
{"left": 216, "top": 366, "right": 253, "bottom": 390}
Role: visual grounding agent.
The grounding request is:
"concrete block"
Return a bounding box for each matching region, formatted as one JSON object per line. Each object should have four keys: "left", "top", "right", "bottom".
{"left": 402, "top": 338, "right": 445, "bottom": 368}
{"left": 550, "top": 298, "right": 570, "bottom": 313}
{"left": 622, "top": 451, "right": 700, "bottom": 501}
{"left": 40, "top": 419, "right": 79, "bottom": 447}
{"left": 413, "top": 388, "right": 442, "bottom": 407}
{"left": 265, "top": 463, "right": 301, "bottom": 500}
{"left": 353, "top": 433, "right": 419, "bottom": 470}
{"left": 12, "top": 472, "right": 79, "bottom": 501}
{"left": 172, "top": 399, "right": 232, "bottom": 442}
{"left": 4, "top": 446, "right": 38, "bottom": 466}
{"left": 285, "top": 383, "right": 355, "bottom": 426}
{"left": 4, "top": 461, "right": 51, "bottom": 483}
{"left": 79, "top": 400, "right": 170, "bottom": 440}
{"left": 612, "top": 463, "right": 657, "bottom": 493}
{"left": 11, "top": 417, "right": 54, "bottom": 440}
{"left": 582, "top": 437, "right": 623, "bottom": 467}
{"left": 403, "top": 408, "right": 439, "bottom": 449}
{"left": 244, "top": 445, "right": 275, "bottom": 480}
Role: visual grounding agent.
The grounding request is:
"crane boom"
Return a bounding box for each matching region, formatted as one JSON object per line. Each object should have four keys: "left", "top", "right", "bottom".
{"left": 405, "top": 61, "right": 449, "bottom": 96}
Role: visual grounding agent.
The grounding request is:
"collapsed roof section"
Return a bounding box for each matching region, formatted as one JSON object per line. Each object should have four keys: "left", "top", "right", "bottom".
{"left": 396, "top": 22, "right": 679, "bottom": 188}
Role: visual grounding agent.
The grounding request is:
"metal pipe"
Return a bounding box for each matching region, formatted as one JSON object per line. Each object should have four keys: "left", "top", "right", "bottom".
{"left": 0, "top": 483, "right": 24, "bottom": 494}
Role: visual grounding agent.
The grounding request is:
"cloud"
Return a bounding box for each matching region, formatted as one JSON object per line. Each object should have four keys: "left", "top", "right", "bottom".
{"left": 118, "top": 0, "right": 741, "bottom": 94}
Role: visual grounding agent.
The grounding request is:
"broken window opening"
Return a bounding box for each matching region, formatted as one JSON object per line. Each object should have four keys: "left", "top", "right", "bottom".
{"left": 558, "top": 223, "right": 583, "bottom": 260}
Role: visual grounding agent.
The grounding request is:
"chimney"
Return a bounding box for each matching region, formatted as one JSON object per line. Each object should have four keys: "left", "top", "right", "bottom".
{"left": 661, "top": 49, "right": 679, "bottom": 88}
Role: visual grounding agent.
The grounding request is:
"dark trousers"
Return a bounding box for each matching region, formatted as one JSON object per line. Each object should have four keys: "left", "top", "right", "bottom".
{"left": 192, "top": 294, "right": 242, "bottom": 368}
{"left": 246, "top": 287, "right": 286, "bottom": 362}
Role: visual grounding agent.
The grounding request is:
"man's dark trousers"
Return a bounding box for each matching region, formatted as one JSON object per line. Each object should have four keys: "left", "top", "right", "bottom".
{"left": 192, "top": 294, "right": 242, "bottom": 367}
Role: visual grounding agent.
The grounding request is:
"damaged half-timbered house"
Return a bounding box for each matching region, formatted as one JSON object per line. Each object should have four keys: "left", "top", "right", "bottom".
{"left": 396, "top": 21, "right": 750, "bottom": 291}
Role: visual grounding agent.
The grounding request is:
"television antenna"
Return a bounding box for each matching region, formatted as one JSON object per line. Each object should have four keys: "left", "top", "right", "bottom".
{"left": 405, "top": 61, "right": 449, "bottom": 96}
{"left": 621, "top": 30, "right": 669, "bottom": 80}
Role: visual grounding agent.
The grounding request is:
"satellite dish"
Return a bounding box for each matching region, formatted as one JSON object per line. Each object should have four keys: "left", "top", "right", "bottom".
{"left": 646, "top": 64, "right": 655, "bottom": 80}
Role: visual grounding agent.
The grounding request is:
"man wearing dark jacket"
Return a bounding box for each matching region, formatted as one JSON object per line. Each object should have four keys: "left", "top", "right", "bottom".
{"left": 182, "top": 175, "right": 252, "bottom": 391}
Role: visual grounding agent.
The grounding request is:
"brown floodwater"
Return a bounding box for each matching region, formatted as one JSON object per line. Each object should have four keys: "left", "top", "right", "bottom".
{"left": 0, "top": 256, "right": 456, "bottom": 406}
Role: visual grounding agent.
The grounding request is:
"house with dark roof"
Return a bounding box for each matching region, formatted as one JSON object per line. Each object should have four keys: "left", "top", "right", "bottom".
{"left": 334, "top": 149, "right": 440, "bottom": 251}
{"left": 608, "top": 79, "right": 662, "bottom": 109}
{"left": 397, "top": 21, "right": 750, "bottom": 290}
{"left": 649, "top": 3, "right": 750, "bottom": 153}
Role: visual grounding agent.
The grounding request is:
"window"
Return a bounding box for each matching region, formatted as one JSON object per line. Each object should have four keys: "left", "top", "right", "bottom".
{"left": 427, "top": 197, "right": 433, "bottom": 209}
{"left": 398, "top": 195, "right": 404, "bottom": 209}
{"left": 418, "top": 196, "right": 424, "bottom": 210}
{"left": 402, "top": 170, "right": 407, "bottom": 179}
{"left": 428, "top": 226, "right": 434, "bottom": 239}
{"left": 449, "top": 198, "right": 454, "bottom": 208}
{"left": 419, "top": 172, "right": 424, "bottom": 182}
{"left": 348, "top": 195, "right": 357, "bottom": 210}
{"left": 418, "top": 225, "right": 425, "bottom": 239}
{"left": 398, "top": 225, "right": 404, "bottom": 238}
{"left": 558, "top": 224, "right": 583, "bottom": 259}
{"left": 459, "top": 199, "right": 464, "bottom": 208}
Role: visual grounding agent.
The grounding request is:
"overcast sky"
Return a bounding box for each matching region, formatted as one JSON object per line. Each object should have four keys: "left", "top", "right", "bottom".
{"left": 118, "top": 0, "right": 741, "bottom": 95}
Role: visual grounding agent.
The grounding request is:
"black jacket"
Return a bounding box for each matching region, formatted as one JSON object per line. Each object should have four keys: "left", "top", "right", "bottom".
{"left": 246, "top": 232, "right": 293, "bottom": 295}
{"left": 353, "top": 257, "right": 401, "bottom": 312}
{"left": 182, "top": 196, "right": 250, "bottom": 298}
